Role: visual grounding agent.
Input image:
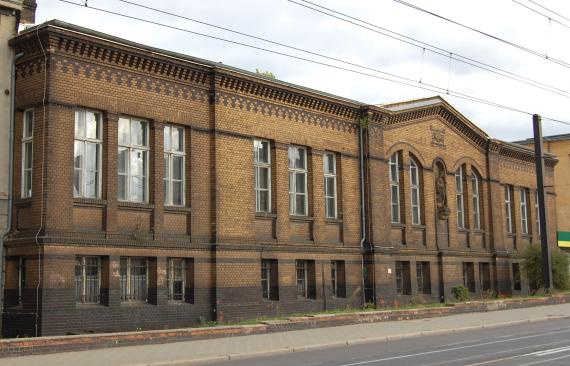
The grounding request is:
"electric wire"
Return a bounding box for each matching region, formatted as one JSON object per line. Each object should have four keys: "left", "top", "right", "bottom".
{"left": 56, "top": 0, "right": 570, "bottom": 126}
{"left": 288, "top": 0, "right": 570, "bottom": 98}
{"left": 526, "top": 0, "right": 570, "bottom": 23}
{"left": 512, "top": 0, "right": 570, "bottom": 30}
{"left": 390, "top": 0, "right": 570, "bottom": 69}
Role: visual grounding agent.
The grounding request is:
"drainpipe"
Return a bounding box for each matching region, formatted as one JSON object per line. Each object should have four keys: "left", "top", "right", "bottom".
{"left": 0, "top": 51, "right": 24, "bottom": 333}
{"left": 358, "top": 110, "right": 367, "bottom": 306}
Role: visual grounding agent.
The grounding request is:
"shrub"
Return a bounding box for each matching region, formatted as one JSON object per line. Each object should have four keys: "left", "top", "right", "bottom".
{"left": 451, "top": 285, "right": 469, "bottom": 302}
{"left": 521, "top": 245, "right": 569, "bottom": 293}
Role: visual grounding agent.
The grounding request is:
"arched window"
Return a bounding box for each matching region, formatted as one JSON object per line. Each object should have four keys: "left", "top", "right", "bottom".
{"left": 455, "top": 165, "right": 465, "bottom": 229}
{"left": 389, "top": 152, "right": 401, "bottom": 224}
{"left": 471, "top": 171, "right": 481, "bottom": 230}
{"left": 410, "top": 158, "right": 421, "bottom": 225}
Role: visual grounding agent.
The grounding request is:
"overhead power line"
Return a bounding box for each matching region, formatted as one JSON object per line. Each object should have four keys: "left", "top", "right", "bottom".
{"left": 390, "top": 0, "right": 570, "bottom": 69}
{"left": 526, "top": 0, "right": 570, "bottom": 23}
{"left": 289, "top": 0, "right": 570, "bottom": 99}
{"left": 56, "top": 0, "right": 570, "bottom": 126}
{"left": 512, "top": 0, "right": 570, "bottom": 30}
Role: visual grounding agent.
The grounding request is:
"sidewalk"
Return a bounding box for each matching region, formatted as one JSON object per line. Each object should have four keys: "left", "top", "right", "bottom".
{"left": 2, "top": 303, "right": 570, "bottom": 366}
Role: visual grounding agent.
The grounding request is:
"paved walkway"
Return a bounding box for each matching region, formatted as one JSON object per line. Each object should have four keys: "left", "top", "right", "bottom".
{"left": 2, "top": 303, "right": 570, "bottom": 366}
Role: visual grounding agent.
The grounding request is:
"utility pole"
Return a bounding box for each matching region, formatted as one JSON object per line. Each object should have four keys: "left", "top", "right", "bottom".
{"left": 533, "top": 114, "right": 553, "bottom": 290}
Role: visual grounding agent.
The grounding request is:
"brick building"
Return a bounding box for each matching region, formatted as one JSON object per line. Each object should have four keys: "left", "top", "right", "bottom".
{"left": 514, "top": 134, "right": 570, "bottom": 249}
{"left": 2, "top": 20, "right": 559, "bottom": 337}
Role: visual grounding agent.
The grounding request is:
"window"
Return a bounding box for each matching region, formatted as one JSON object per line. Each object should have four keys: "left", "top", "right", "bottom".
{"left": 18, "top": 257, "right": 26, "bottom": 305}
{"left": 389, "top": 153, "right": 401, "bottom": 223}
{"left": 395, "top": 261, "right": 411, "bottom": 295}
{"left": 535, "top": 191, "right": 541, "bottom": 236}
{"left": 74, "top": 110, "right": 102, "bottom": 198}
{"left": 471, "top": 173, "right": 481, "bottom": 230}
{"left": 409, "top": 158, "right": 421, "bottom": 225}
{"left": 164, "top": 125, "right": 185, "bottom": 206}
{"left": 331, "top": 260, "right": 346, "bottom": 298}
{"left": 296, "top": 260, "right": 315, "bottom": 298}
{"left": 260, "top": 259, "right": 279, "bottom": 300}
{"left": 416, "top": 262, "right": 431, "bottom": 294}
{"left": 120, "top": 257, "right": 148, "bottom": 302}
{"left": 323, "top": 152, "right": 337, "bottom": 219}
{"left": 21, "top": 109, "right": 33, "bottom": 198}
{"left": 479, "top": 263, "right": 491, "bottom": 291}
{"left": 504, "top": 186, "right": 513, "bottom": 233}
{"left": 289, "top": 146, "right": 308, "bottom": 216}
{"left": 254, "top": 139, "right": 271, "bottom": 213}
{"left": 455, "top": 166, "right": 465, "bottom": 229}
{"left": 462, "top": 262, "right": 475, "bottom": 292}
{"left": 118, "top": 118, "right": 149, "bottom": 202}
{"left": 520, "top": 188, "right": 529, "bottom": 235}
{"left": 75, "top": 256, "right": 100, "bottom": 304}
{"left": 512, "top": 263, "right": 521, "bottom": 291}
{"left": 167, "top": 258, "right": 186, "bottom": 301}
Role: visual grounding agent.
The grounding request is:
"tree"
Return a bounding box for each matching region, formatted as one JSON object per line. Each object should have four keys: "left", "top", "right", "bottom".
{"left": 521, "top": 245, "right": 569, "bottom": 294}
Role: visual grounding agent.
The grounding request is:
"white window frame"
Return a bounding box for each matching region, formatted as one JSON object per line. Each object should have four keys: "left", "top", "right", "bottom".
{"left": 261, "top": 259, "right": 271, "bottom": 299}
{"left": 167, "top": 258, "right": 186, "bottom": 301}
{"left": 471, "top": 173, "right": 481, "bottom": 230}
{"left": 535, "top": 191, "right": 541, "bottom": 236}
{"left": 120, "top": 257, "right": 149, "bottom": 302}
{"left": 74, "top": 110, "right": 103, "bottom": 199}
{"left": 389, "top": 153, "right": 400, "bottom": 224}
{"left": 118, "top": 117, "right": 149, "bottom": 203}
{"left": 289, "top": 146, "right": 308, "bottom": 216}
{"left": 505, "top": 186, "right": 513, "bottom": 233}
{"left": 21, "top": 109, "right": 33, "bottom": 198}
{"left": 520, "top": 188, "right": 529, "bottom": 235}
{"left": 323, "top": 152, "right": 337, "bottom": 219}
{"left": 409, "top": 158, "right": 421, "bottom": 225}
{"left": 254, "top": 139, "right": 271, "bottom": 213}
{"left": 164, "top": 125, "right": 186, "bottom": 206}
{"left": 455, "top": 166, "right": 465, "bottom": 229}
{"left": 296, "top": 260, "right": 308, "bottom": 298}
{"left": 75, "top": 256, "right": 101, "bottom": 304}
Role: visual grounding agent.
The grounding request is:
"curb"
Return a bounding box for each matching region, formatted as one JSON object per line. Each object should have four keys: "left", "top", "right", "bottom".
{"left": 139, "top": 315, "right": 570, "bottom": 365}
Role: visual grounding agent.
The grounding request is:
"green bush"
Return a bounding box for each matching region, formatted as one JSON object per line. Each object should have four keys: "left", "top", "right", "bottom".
{"left": 451, "top": 285, "right": 469, "bottom": 302}
{"left": 521, "top": 245, "right": 569, "bottom": 293}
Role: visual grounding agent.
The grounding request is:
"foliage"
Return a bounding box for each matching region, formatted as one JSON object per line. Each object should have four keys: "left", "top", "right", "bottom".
{"left": 521, "top": 245, "right": 569, "bottom": 294}
{"left": 451, "top": 285, "right": 469, "bottom": 302}
{"left": 255, "top": 68, "right": 276, "bottom": 79}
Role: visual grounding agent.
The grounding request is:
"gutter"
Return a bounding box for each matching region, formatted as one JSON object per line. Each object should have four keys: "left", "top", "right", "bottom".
{"left": 0, "top": 50, "right": 24, "bottom": 333}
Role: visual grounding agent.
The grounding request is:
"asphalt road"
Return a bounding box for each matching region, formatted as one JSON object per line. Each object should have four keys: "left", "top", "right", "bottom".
{"left": 203, "top": 318, "right": 570, "bottom": 366}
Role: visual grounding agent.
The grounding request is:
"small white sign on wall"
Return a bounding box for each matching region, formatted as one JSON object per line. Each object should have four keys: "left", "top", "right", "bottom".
{"left": 387, "top": 268, "right": 392, "bottom": 274}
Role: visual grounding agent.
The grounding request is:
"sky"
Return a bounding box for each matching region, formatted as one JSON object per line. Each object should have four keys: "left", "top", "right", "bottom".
{"left": 35, "top": 0, "right": 570, "bottom": 141}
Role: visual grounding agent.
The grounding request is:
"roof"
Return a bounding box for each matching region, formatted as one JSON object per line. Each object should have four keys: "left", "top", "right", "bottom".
{"left": 17, "top": 19, "right": 364, "bottom": 106}
{"left": 512, "top": 133, "right": 570, "bottom": 145}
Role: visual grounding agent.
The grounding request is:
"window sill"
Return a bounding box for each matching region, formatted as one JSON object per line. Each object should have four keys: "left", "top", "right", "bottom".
{"left": 118, "top": 202, "right": 154, "bottom": 211}
{"left": 75, "top": 303, "right": 105, "bottom": 308}
{"left": 14, "top": 197, "right": 32, "bottom": 207}
{"left": 164, "top": 205, "right": 192, "bottom": 213}
{"left": 120, "top": 301, "right": 151, "bottom": 306}
{"left": 391, "top": 223, "right": 406, "bottom": 229}
{"left": 521, "top": 234, "right": 532, "bottom": 239}
{"left": 167, "top": 300, "right": 192, "bottom": 305}
{"left": 289, "top": 215, "right": 314, "bottom": 222}
{"left": 473, "top": 230, "right": 485, "bottom": 235}
{"left": 411, "top": 224, "right": 426, "bottom": 230}
{"left": 74, "top": 198, "right": 107, "bottom": 207}
{"left": 255, "top": 212, "right": 277, "bottom": 219}
{"left": 458, "top": 228, "right": 469, "bottom": 234}
{"left": 325, "top": 218, "right": 343, "bottom": 224}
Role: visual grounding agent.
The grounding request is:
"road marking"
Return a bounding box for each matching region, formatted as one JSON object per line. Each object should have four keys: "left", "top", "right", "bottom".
{"left": 334, "top": 328, "right": 570, "bottom": 366}
{"left": 530, "top": 345, "right": 570, "bottom": 356}
{"left": 423, "top": 339, "right": 570, "bottom": 366}
{"left": 517, "top": 353, "right": 570, "bottom": 366}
